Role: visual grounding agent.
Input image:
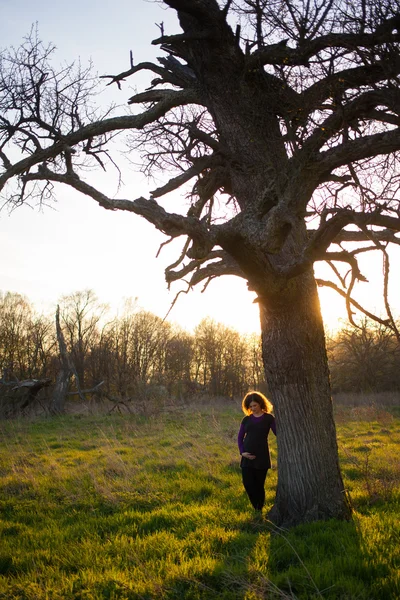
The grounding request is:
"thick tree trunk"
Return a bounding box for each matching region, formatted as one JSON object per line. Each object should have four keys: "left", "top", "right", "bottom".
{"left": 260, "top": 269, "right": 352, "bottom": 527}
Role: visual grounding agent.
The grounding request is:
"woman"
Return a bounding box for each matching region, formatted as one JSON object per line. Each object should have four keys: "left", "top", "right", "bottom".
{"left": 238, "top": 391, "right": 276, "bottom": 512}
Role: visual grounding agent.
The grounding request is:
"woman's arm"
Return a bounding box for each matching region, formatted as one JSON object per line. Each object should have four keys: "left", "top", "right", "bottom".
{"left": 237, "top": 422, "right": 246, "bottom": 454}
{"left": 271, "top": 415, "right": 276, "bottom": 436}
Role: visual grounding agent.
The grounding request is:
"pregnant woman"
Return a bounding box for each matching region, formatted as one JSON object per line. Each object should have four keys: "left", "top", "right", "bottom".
{"left": 238, "top": 391, "right": 276, "bottom": 513}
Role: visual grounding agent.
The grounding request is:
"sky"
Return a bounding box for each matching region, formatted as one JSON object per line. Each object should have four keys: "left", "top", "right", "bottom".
{"left": 0, "top": 0, "right": 398, "bottom": 334}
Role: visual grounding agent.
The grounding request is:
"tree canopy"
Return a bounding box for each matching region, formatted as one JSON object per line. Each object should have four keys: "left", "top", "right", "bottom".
{"left": 1, "top": 0, "right": 399, "bottom": 331}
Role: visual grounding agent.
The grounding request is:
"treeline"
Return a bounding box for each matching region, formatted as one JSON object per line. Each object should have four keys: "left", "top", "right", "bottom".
{"left": 0, "top": 290, "right": 264, "bottom": 406}
{"left": 327, "top": 323, "right": 400, "bottom": 393}
{"left": 0, "top": 290, "right": 399, "bottom": 409}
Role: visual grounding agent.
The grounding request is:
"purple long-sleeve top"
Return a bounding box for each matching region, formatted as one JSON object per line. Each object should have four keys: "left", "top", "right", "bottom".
{"left": 238, "top": 413, "right": 276, "bottom": 469}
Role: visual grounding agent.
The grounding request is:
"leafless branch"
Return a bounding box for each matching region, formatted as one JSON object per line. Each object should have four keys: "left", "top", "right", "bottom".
{"left": 0, "top": 89, "right": 198, "bottom": 195}
{"left": 67, "top": 381, "right": 105, "bottom": 396}
{"left": 162, "top": 286, "right": 191, "bottom": 321}
{"left": 22, "top": 166, "right": 217, "bottom": 254}
{"left": 150, "top": 154, "right": 222, "bottom": 198}
{"left": 316, "top": 279, "right": 391, "bottom": 327}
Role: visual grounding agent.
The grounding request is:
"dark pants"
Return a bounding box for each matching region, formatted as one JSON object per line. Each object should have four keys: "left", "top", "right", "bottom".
{"left": 241, "top": 467, "right": 268, "bottom": 510}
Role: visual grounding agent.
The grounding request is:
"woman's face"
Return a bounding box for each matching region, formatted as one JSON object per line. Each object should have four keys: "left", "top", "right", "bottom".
{"left": 249, "top": 400, "right": 262, "bottom": 415}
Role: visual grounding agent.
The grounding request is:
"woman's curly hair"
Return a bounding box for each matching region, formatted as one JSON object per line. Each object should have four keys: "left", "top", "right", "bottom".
{"left": 242, "top": 391, "right": 273, "bottom": 415}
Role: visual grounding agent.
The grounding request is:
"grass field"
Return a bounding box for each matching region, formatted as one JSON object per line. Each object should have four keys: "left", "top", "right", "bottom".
{"left": 0, "top": 403, "right": 399, "bottom": 599}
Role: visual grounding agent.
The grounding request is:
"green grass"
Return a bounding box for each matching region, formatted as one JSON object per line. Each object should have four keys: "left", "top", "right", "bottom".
{"left": 0, "top": 405, "right": 399, "bottom": 599}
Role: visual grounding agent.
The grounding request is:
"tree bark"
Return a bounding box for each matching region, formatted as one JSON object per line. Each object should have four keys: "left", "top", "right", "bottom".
{"left": 260, "top": 269, "right": 352, "bottom": 527}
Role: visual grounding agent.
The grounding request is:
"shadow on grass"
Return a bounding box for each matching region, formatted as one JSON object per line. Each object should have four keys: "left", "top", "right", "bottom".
{"left": 156, "top": 510, "right": 399, "bottom": 600}
{"left": 159, "top": 525, "right": 267, "bottom": 600}
{"left": 264, "top": 515, "right": 398, "bottom": 600}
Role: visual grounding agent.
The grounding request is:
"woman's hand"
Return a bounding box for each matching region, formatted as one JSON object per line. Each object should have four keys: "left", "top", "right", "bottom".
{"left": 241, "top": 452, "right": 256, "bottom": 460}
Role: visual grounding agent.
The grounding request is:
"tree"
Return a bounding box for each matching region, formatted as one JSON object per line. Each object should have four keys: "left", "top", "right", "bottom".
{"left": 327, "top": 319, "right": 400, "bottom": 392}
{"left": 194, "top": 318, "right": 226, "bottom": 394}
{"left": 24, "top": 313, "right": 56, "bottom": 380}
{"left": 2, "top": 1, "right": 400, "bottom": 525}
{"left": 103, "top": 305, "right": 171, "bottom": 398}
{"left": 0, "top": 292, "right": 53, "bottom": 381}
{"left": 246, "top": 332, "right": 266, "bottom": 391}
{"left": 164, "top": 327, "right": 194, "bottom": 397}
{"left": 0, "top": 292, "right": 32, "bottom": 380}
{"left": 59, "top": 290, "right": 107, "bottom": 388}
{"left": 218, "top": 326, "right": 250, "bottom": 398}
{"left": 193, "top": 318, "right": 250, "bottom": 396}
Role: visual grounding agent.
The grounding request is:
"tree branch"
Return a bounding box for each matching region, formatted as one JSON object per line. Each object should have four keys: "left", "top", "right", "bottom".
{"left": 189, "top": 257, "right": 246, "bottom": 286}
{"left": 274, "top": 208, "right": 400, "bottom": 280}
{"left": 127, "top": 88, "right": 200, "bottom": 106}
{"left": 0, "top": 89, "right": 199, "bottom": 193}
{"left": 331, "top": 229, "right": 400, "bottom": 245}
{"left": 163, "top": 0, "right": 223, "bottom": 22}
{"left": 152, "top": 30, "right": 213, "bottom": 46}
{"left": 307, "top": 210, "right": 400, "bottom": 257}
{"left": 316, "top": 128, "right": 400, "bottom": 179}
{"left": 150, "top": 153, "right": 222, "bottom": 198}
{"left": 316, "top": 279, "right": 391, "bottom": 327}
{"left": 304, "top": 54, "right": 400, "bottom": 110}
{"left": 301, "top": 89, "right": 400, "bottom": 157}
{"left": 249, "top": 28, "right": 400, "bottom": 68}
{"left": 165, "top": 249, "right": 224, "bottom": 282}
{"left": 101, "top": 60, "right": 191, "bottom": 89}
{"left": 22, "top": 166, "right": 216, "bottom": 244}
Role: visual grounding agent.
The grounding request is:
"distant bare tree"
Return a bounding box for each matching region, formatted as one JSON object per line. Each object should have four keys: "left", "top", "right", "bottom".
{"left": 246, "top": 332, "right": 265, "bottom": 391}
{"left": 3, "top": 1, "right": 400, "bottom": 524}
{"left": 193, "top": 318, "right": 224, "bottom": 394}
{"left": 0, "top": 292, "right": 54, "bottom": 381}
{"left": 219, "top": 326, "right": 250, "bottom": 398}
{"left": 103, "top": 307, "right": 171, "bottom": 399}
{"left": 59, "top": 290, "right": 107, "bottom": 389}
{"left": 25, "top": 314, "right": 56, "bottom": 379}
{"left": 164, "top": 328, "right": 194, "bottom": 397}
{"left": 328, "top": 319, "right": 400, "bottom": 392}
{"left": 129, "top": 310, "right": 171, "bottom": 387}
{"left": 0, "top": 292, "right": 56, "bottom": 415}
{"left": 192, "top": 318, "right": 249, "bottom": 396}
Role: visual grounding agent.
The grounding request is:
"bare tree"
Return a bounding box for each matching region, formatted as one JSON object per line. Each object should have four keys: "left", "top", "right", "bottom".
{"left": 2, "top": 1, "right": 400, "bottom": 525}
{"left": 0, "top": 292, "right": 55, "bottom": 381}
{"left": 102, "top": 305, "right": 172, "bottom": 399}
{"left": 194, "top": 317, "right": 226, "bottom": 393}
{"left": 0, "top": 292, "right": 32, "bottom": 380}
{"left": 59, "top": 290, "right": 107, "bottom": 389}
{"left": 164, "top": 327, "right": 194, "bottom": 397}
{"left": 219, "top": 326, "right": 250, "bottom": 398}
{"left": 25, "top": 314, "right": 56, "bottom": 379}
{"left": 327, "top": 319, "right": 400, "bottom": 392}
{"left": 128, "top": 310, "right": 171, "bottom": 387}
{"left": 193, "top": 318, "right": 250, "bottom": 396}
{"left": 246, "top": 332, "right": 265, "bottom": 391}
